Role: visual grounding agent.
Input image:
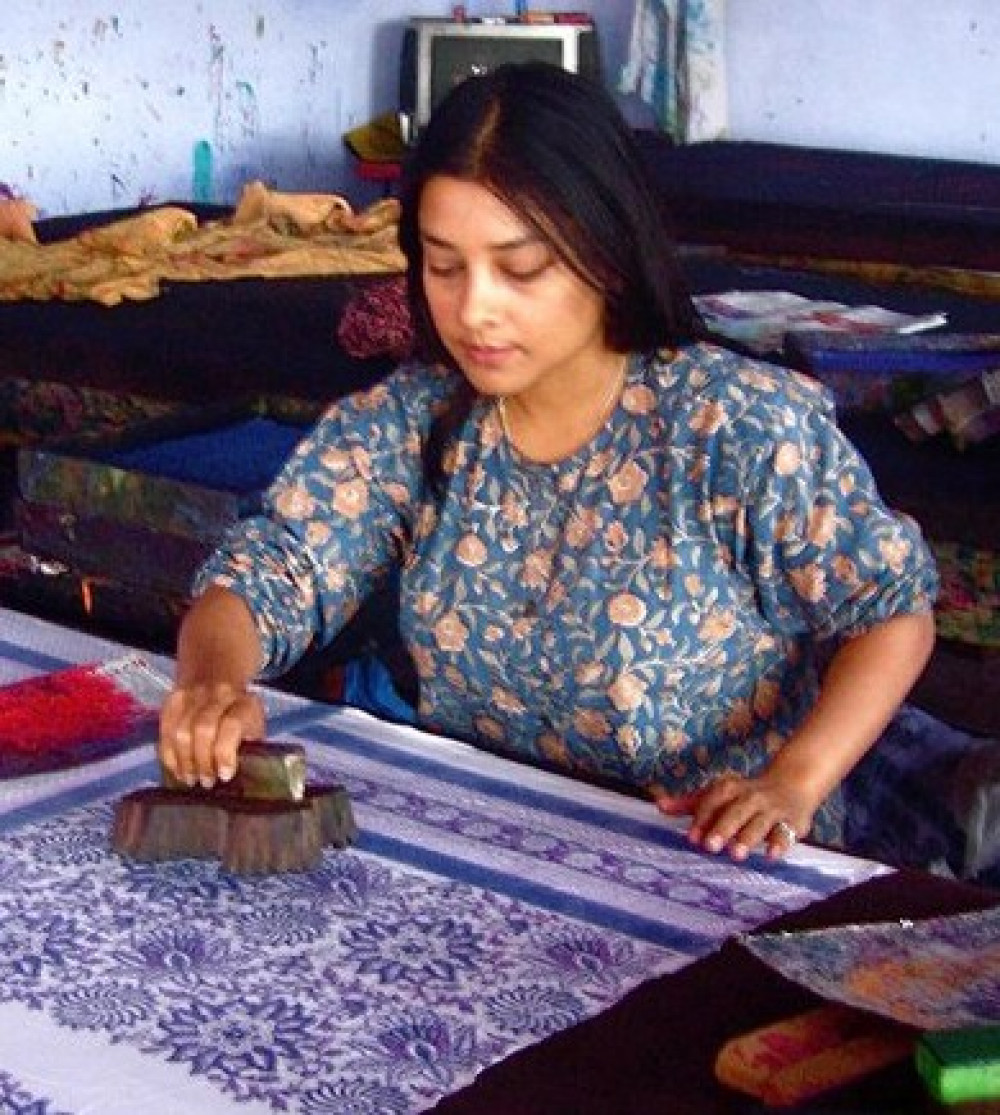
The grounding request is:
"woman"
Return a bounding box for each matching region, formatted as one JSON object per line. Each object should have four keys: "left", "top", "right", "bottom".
{"left": 160, "top": 63, "right": 937, "bottom": 861}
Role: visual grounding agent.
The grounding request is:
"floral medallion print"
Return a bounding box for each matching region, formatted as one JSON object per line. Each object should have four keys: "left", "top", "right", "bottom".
{"left": 0, "top": 1071, "right": 74, "bottom": 1115}
{"left": 0, "top": 774, "right": 676, "bottom": 1111}
{"left": 0, "top": 600, "right": 885, "bottom": 1112}
{"left": 0, "top": 713, "right": 870, "bottom": 1113}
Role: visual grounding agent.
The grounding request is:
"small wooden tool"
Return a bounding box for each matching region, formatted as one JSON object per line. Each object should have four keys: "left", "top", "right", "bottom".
{"left": 110, "top": 740, "right": 357, "bottom": 874}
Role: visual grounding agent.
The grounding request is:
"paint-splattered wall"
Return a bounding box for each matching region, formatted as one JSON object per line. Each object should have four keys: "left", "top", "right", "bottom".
{"left": 726, "top": 0, "right": 1000, "bottom": 166}
{"left": 5, "top": 2, "right": 996, "bottom": 218}
{"left": 0, "top": 1, "right": 607, "bottom": 217}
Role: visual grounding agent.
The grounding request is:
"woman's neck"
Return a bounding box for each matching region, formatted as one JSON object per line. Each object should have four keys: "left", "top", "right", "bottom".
{"left": 497, "top": 353, "right": 629, "bottom": 463}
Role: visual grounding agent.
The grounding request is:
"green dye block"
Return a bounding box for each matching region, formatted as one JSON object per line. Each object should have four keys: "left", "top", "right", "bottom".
{"left": 916, "top": 1025, "right": 1000, "bottom": 1106}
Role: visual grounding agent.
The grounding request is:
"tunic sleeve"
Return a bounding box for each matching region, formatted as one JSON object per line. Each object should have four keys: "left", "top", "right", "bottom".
{"left": 731, "top": 375, "right": 939, "bottom": 640}
{"left": 193, "top": 367, "right": 432, "bottom": 676}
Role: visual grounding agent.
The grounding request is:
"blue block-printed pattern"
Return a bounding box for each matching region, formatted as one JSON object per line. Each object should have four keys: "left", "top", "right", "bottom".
{"left": 0, "top": 1072, "right": 74, "bottom": 1115}
{"left": 0, "top": 609, "right": 880, "bottom": 1113}
{"left": 0, "top": 789, "right": 677, "bottom": 1112}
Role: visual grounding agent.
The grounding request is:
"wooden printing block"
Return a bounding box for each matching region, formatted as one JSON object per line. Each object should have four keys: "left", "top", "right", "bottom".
{"left": 160, "top": 739, "right": 307, "bottom": 801}
{"left": 110, "top": 742, "right": 357, "bottom": 874}
{"left": 110, "top": 783, "right": 357, "bottom": 873}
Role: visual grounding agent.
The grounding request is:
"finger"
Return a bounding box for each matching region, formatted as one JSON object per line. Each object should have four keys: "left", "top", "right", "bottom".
{"left": 649, "top": 786, "right": 703, "bottom": 816}
{"left": 765, "top": 819, "right": 800, "bottom": 860}
{"left": 722, "top": 813, "right": 786, "bottom": 861}
{"left": 158, "top": 691, "right": 181, "bottom": 768}
{"left": 214, "top": 694, "right": 267, "bottom": 782}
{"left": 697, "top": 794, "right": 761, "bottom": 857}
{"left": 190, "top": 710, "right": 224, "bottom": 788}
{"left": 192, "top": 689, "right": 268, "bottom": 786}
{"left": 159, "top": 690, "right": 199, "bottom": 786}
{"left": 687, "top": 776, "right": 746, "bottom": 847}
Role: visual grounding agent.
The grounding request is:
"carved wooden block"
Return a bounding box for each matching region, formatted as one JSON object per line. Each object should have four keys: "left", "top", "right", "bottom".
{"left": 160, "top": 739, "right": 307, "bottom": 801}
{"left": 110, "top": 741, "right": 357, "bottom": 874}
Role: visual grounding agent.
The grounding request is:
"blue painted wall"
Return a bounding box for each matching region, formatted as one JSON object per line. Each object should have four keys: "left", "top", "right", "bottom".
{"left": 726, "top": 0, "right": 1000, "bottom": 165}
{"left": 2, "top": 1, "right": 997, "bottom": 217}
{"left": 1, "top": 1, "right": 609, "bottom": 216}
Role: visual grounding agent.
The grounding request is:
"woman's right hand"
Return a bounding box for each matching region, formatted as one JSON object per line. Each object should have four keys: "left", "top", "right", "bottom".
{"left": 158, "top": 586, "right": 269, "bottom": 789}
{"left": 159, "top": 680, "right": 267, "bottom": 788}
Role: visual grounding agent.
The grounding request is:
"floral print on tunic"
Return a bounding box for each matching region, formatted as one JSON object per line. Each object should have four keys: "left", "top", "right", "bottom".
{"left": 196, "top": 343, "right": 938, "bottom": 843}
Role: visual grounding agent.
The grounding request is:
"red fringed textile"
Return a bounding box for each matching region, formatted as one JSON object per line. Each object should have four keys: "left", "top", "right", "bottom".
{"left": 0, "top": 663, "right": 157, "bottom": 778}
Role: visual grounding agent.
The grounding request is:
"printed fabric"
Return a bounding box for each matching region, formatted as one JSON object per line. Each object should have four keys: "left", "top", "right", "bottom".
{"left": 196, "top": 343, "right": 939, "bottom": 844}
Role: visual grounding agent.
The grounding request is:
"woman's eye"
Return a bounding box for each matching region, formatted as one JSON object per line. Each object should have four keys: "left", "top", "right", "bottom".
{"left": 423, "top": 254, "right": 551, "bottom": 282}
{"left": 504, "top": 263, "right": 549, "bottom": 282}
{"left": 425, "top": 260, "right": 461, "bottom": 278}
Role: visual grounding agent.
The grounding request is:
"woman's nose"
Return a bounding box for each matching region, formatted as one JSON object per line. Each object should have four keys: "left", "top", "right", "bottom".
{"left": 457, "top": 270, "right": 500, "bottom": 329}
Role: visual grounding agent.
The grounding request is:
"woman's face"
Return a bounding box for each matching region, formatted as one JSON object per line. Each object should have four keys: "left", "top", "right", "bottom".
{"left": 418, "top": 175, "right": 612, "bottom": 399}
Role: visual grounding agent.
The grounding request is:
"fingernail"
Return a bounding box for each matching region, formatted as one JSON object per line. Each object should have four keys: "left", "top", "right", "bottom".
{"left": 705, "top": 834, "right": 723, "bottom": 854}
{"left": 218, "top": 765, "right": 235, "bottom": 782}
{"left": 199, "top": 775, "right": 215, "bottom": 789}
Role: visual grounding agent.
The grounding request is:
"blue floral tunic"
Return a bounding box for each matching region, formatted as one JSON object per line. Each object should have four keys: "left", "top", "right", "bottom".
{"left": 197, "top": 343, "right": 938, "bottom": 840}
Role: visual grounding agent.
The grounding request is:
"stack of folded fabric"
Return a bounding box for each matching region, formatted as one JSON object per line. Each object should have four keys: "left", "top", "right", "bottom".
{"left": 788, "top": 331, "right": 1000, "bottom": 662}
{"left": 787, "top": 331, "right": 1000, "bottom": 449}
{"left": 11, "top": 403, "right": 313, "bottom": 635}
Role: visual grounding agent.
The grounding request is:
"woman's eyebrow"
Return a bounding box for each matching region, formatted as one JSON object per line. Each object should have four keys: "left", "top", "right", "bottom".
{"left": 419, "top": 230, "right": 542, "bottom": 252}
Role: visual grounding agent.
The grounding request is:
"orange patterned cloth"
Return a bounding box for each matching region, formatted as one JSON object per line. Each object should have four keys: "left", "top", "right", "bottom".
{"left": 0, "top": 182, "right": 405, "bottom": 306}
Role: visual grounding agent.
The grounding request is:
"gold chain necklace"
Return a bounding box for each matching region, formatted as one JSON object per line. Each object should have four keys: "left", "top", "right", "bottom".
{"left": 496, "top": 355, "right": 628, "bottom": 446}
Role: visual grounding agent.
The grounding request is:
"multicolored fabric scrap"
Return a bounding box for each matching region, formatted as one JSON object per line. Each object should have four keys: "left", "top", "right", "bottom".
{"left": 743, "top": 905, "right": 1000, "bottom": 1031}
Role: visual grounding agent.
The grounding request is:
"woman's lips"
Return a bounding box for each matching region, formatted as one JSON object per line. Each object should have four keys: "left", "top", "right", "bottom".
{"left": 463, "top": 343, "right": 516, "bottom": 370}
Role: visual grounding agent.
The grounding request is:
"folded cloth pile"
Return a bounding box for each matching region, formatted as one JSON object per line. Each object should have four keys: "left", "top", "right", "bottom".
{"left": 788, "top": 330, "right": 1000, "bottom": 449}
{"left": 0, "top": 183, "right": 406, "bottom": 306}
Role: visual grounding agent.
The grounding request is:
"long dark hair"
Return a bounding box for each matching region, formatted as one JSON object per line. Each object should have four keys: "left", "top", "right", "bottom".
{"left": 397, "top": 62, "right": 703, "bottom": 495}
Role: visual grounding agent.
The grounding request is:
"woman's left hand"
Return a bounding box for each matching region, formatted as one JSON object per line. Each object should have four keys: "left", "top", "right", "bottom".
{"left": 650, "top": 772, "right": 816, "bottom": 861}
